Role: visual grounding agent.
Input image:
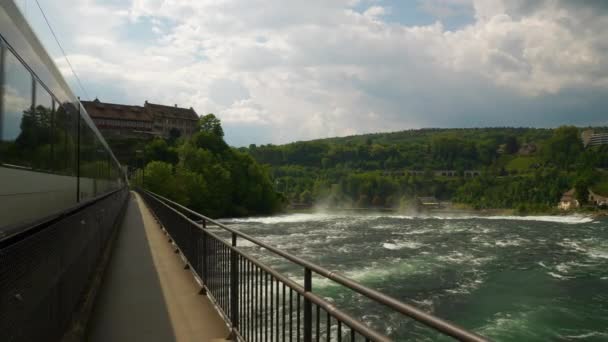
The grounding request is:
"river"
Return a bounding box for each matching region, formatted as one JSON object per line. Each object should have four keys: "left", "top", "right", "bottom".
{"left": 220, "top": 212, "right": 608, "bottom": 341}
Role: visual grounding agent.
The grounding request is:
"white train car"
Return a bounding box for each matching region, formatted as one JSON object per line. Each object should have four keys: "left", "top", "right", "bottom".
{"left": 0, "top": 0, "right": 125, "bottom": 234}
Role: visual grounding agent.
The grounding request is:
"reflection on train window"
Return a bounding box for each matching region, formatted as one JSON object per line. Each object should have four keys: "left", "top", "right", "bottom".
{"left": 28, "top": 82, "right": 53, "bottom": 170}
{"left": 79, "top": 117, "right": 98, "bottom": 198}
{"left": 1, "top": 50, "right": 33, "bottom": 167}
{"left": 56, "top": 104, "right": 77, "bottom": 175}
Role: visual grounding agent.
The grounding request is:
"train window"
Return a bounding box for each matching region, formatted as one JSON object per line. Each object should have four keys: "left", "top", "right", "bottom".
{"left": 1, "top": 50, "right": 33, "bottom": 168}
{"left": 31, "top": 83, "right": 53, "bottom": 170}
{"left": 54, "top": 103, "right": 77, "bottom": 175}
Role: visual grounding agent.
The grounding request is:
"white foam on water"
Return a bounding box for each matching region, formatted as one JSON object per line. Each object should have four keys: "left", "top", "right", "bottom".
{"left": 236, "top": 239, "right": 258, "bottom": 247}
{"left": 224, "top": 213, "right": 340, "bottom": 224}
{"left": 371, "top": 224, "right": 395, "bottom": 230}
{"left": 224, "top": 212, "right": 594, "bottom": 225}
{"left": 382, "top": 241, "right": 423, "bottom": 250}
{"left": 555, "top": 263, "right": 570, "bottom": 273}
{"left": 557, "top": 239, "right": 588, "bottom": 253}
{"left": 401, "top": 228, "right": 435, "bottom": 235}
{"left": 436, "top": 252, "right": 493, "bottom": 266}
{"left": 445, "top": 276, "right": 486, "bottom": 295}
{"left": 494, "top": 239, "right": 523, "bottom": 247}
{"left": 425, "top": 215, "right": 594, "bottom": 224}
{"left": 562, "top": 332, "right": 608, "bottom": 339}
{"left": 410, "top": 298, "right": 434, "bottom": 310}
{"left": 588, "top": 249, "right": 608, "bottom": 259}
{"left": 548, "top": 271, "right": 570, "bottom": 280}
{"left": 478, "top": 311, "right": 535, "bottom": 337}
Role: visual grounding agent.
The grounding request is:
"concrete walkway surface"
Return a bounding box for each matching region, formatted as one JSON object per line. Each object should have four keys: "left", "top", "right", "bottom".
{"left": 87, "top": 192, "right": 229, "bottom": 342}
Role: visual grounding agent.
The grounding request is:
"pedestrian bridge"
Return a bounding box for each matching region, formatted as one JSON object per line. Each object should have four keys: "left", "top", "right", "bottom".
{"left": 1, "top": 189, "right": 488, "bottom": 342}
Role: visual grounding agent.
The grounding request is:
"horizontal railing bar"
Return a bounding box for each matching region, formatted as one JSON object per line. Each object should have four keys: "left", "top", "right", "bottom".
{"left": 304, "top": 292, "right": 391, "bottom": 342}
{"left": 141, "top": 190, "right": 392, "bottom": 341}
{"left": 141, "top": 189, "right": 489, "bottom": 342}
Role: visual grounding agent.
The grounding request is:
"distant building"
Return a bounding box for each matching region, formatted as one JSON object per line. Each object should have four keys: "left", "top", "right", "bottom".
{"left": 83, "top": 99, "right": 200, "bottom": 139}
{"left": 589, "top": 190, "right": 608, "bottom": 207}
{"left": 436, "top": 170, "right": 458, "bottom": 177}
{"left": 399, "top": 170, "right": 481, "bottom": 178}
{"left": 518, "top": 143, "right": 537, "bottom": 156}
{"left": 558, "top": 189, "right": 579, "bottom": 210}
{"left": 463, "top": 170, "right": 481, "bottom": 178}
{"left": 582, "top": 129, "right": 608, "bottom": 148}
{"left": 144, "top": 101, "right": 199, "bottom": 138}
{"left": 82, "top": 99, "right": 155, "bottom": 139}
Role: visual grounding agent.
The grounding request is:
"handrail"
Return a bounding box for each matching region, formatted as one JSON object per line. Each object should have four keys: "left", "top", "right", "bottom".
{"left": 141, "top": 189, "right": 489, "bottom": 342}
{"left": 142, "top": 190, "right": 391, "bottom": 342}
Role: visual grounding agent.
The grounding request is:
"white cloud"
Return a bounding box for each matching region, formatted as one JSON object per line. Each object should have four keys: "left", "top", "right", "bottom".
{"left": 22, "top": 0, "right": 608, "bottom": 145}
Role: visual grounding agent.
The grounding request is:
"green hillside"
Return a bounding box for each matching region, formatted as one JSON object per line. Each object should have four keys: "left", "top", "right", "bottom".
{"left": 243, "top": 126, "right": 608, "bottom": 212}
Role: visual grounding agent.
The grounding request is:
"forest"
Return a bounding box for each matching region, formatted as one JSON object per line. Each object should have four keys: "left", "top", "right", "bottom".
{"left": 131, "top": 114, "right": 283, "bottom": 218}
{"left": 242, "top": 127, "right": 608, "bottom": 212}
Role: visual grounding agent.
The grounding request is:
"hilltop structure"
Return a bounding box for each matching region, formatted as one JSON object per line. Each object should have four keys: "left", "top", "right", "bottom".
{"left": 582, "top": 129, "right": 608, "bottom": 148}
{"left": 83, "top": 98, "right": 199, "bottom": 139}
{"left": 589, "top": 189, "right": 608, "bottom": 207}
{"left": 558, "top": 189, "right": 579, "bottom": 210}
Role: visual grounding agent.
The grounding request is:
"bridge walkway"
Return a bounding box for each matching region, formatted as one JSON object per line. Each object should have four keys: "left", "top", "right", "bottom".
{"left": 86, "top": 192, "right": 228, "bottom": 342}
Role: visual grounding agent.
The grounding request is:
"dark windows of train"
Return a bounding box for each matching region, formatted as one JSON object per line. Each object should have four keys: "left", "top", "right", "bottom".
{"left": 55, "top": 103, "right": 77, "bottom": 176}
{"left": 1, "top": 50, "right": 33, "bottom": 168}
{"left": 26, "top": 82, "right": 54, "bottom": 170}
{"left": 79, "top": 117, "right": 101, "bottom": 198}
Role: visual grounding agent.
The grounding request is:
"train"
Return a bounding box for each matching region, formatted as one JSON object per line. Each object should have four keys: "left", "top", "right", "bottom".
{"left": 0, "top": 0, "right": 126, "bottom": 236}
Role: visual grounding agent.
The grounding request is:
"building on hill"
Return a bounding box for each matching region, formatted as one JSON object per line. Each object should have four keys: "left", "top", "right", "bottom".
{"left": 144, "top": 101, "right": 199, "bottom": 138}
{"left": 83, "top": 99, "right": 200, "bottom": 139}
{"left": 582, "top": 129, "right": 608, "bottom": 148}
{"left": 401, "top": 170, "right": 481, "bottom": 178}
{"left": 589, "top": 189, "right": 608, "bottom": 207}
{"left": 518, "top": 143, "right": 537, "bottom": 155}
{"left": 558, "top": 189, "right": 579, "bottom": 210}
{"left": 82, "top": 99, "right": 155, "bottom": 139}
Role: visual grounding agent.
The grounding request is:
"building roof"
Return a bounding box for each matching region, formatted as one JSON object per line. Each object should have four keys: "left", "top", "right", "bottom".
{"left": 560, "top": 189, "right": 576, "bottom": 202}
{"left": 82, "top": 99, "right": 152, "bottom": 122}
{"left": 590, "top": 189, "right": 608, "bottom": 201}
{"left": 144, "top": 101, "right": 199, "bottom": 121}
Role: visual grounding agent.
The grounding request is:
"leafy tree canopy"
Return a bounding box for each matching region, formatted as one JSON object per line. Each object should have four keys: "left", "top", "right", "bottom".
{"left": 199, "top": 113, "right": 224, "bottom": 137}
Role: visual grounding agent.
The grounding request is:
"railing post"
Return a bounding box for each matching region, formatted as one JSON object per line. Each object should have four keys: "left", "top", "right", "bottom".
{"left": 230, "top": 232, "right": 239, "bottom": 337}
{"left": 304, "top": 268, "right": 312, "bottom": 342}
{"left": 201, "top": 219, "right": 208, "bottom": 292}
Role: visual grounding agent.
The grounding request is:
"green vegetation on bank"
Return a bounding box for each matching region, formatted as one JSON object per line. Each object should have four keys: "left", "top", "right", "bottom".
{"left": 242, "top": 126, "right": 608, "bottom": 212}
{"left": 131, "top": 114, "right": 283, "bottom": 218}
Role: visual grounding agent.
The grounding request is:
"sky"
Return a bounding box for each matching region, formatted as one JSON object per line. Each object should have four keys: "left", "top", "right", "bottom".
{"left": 16, "top": 0, "right": 608, "bottom": 146}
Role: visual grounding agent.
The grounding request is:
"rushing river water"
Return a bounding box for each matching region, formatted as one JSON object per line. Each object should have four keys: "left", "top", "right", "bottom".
{"left": 220, "top": 212, "right": 608, "bottom": 341}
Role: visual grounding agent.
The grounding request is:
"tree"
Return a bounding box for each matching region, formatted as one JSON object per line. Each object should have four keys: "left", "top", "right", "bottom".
{"left": 574, "top": 181, "right": 589, "bottom": 205}
{"left": 145, "top": 138, "right": 178, "bottom": 164}
{"left": 543, "top": 126, "right": 583, "bottom": 169}
{"left": 143, "top": 161, "right": 174, "bottom": 196}
{"left": 199, "top": 114, "right": 224, "bottom": 137}
{"left": 504, "top": 136, "right": 519, "bottom": 154}
{"left": 299, "top": 190, "right": 312, "bottom": 204}
{"left": 168, "top": 128, "right": 181, "bottom": 143}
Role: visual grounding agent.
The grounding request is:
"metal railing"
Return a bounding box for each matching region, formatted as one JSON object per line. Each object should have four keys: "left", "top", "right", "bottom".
{"left": 0, "top": 188, "right": 129, "bottom": 342}
{"left": 138, "top": 189, "right": 489, "bottom": 342}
